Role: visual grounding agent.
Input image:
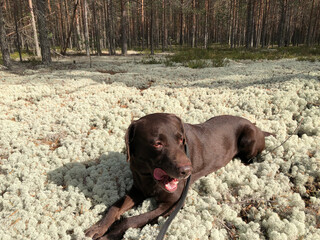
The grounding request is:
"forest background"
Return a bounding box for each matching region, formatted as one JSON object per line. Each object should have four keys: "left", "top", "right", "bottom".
{"left": 0, "top": 0, "right": 320, "bottom": 68}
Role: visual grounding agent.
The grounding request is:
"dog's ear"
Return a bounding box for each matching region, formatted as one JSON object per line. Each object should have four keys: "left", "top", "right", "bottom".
{"left": 125, "top": 121, "right": 136, "bottom": 162}
{"left": 170, "top": 114, "right": 186, "bottom": 143}
{"left": 179, "top": 117, "right": 187, "bottom": 144}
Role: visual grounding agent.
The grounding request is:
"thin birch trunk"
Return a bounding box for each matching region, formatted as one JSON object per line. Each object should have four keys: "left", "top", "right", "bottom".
{"left": 28, "top": 0, "right": 41, "bottom": 56}
{"left": 82, "top": 0, "right": 90, "bottom": 56}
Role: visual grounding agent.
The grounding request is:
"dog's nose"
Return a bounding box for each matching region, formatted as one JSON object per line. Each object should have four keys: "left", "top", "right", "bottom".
{"left": 178, "top": 165, "right": 192, "bottom": 178}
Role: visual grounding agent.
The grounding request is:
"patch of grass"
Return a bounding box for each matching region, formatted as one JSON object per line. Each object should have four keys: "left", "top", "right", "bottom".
{"left": 0, "top": 51, "right": 41, "bottom": 67}
{"left": 140, "top": 56, "right": 163, "bottom": 64}
{"left": 185, "top": 59, "right": 209, "bottom": 69}
{"left": 0, "top": 51, "right": 35, "bottom": 63}
{"left": 212, "top": 57, "right": 229, "bottom": 67}
{"left": 10, "top": 51, "right": 34, "bottom": 60}
{"left": 133, "top": 47, "right": 164, "bottom": 55}
{"left": 296, "top": 56, "right": 318, "bottom": 62}
{"left": 165, "top": 45, "right": 320, "bottom": 68}
{"left": 163, "top": 58, "right": 174, "bottom": 67}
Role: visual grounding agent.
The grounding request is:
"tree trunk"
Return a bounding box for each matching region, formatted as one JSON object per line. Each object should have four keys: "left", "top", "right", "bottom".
{"left": 179, "top": 0, "right": 184, "bottom": 45}
{"left": 92, "top": 1, "right": 101, "bottom": 55}
{"left": 162, "top": 0, "right": 167, "bottom": 51}
{"left": 192, "top": 0, "right": 196, "bottom": 48}
{"left": 82, "top": 0, "right": 90, "bottom": 56}
{"left": 255, "top": 0, "right": 263, "bottom": 47}
{"left": 245, "top": 0, "right": 254, "bottom": 48}
{"left": 204, "top": 0, "right": 209, "bottom": 48}
{"left": 150, "top": 0, "right": 154, "bottom": 55}
{"left": 127, "top": 3, "right": 131, "bottom": 48}
{"left": 0, "top": 0, "right": 11, "bottom": 68}
{"left": 107, "top": 0, "right": 115, "bottom": 55}
{"left": 63, "top": 0, "right": 71, "bottom": 49}
{"left": 278, "top": 0, "right": 287, "bottom": 47}
{"left": 155, "top": 6, "right": 159, "bottom": 48}
{"left": 228, "top": 0, "right": 233, "bottom": 46}
{"left": 75, "top": 4, "right": 82, "bottom": 50}
{"left": 141, "top": 0, "right": 144, "bottom": 49}
{"left": 28, "top": 0, "right": 41, "bottom": 56}
{"left": 61, "top": 0, "right": 79, "bottom": 55}
{"left": 56, "top": 1, "right": 64, "bottom": 50}
{"left": 35, "top": 0, "right": 52, "bottom": 65}
{"left": 13, "top": 0, "right": 22, "bottom": 61}
{"left": 230, "top": 0, "right": 238, "bottom": 48}
{"left": 307, "top": 0, "right": 315, "bottom": 46}
{"left": 121, "top": 0, "right": 127, "bottom": 55}
{"left": 261, "top": 0, "right": 269, "bottom": 47}
{"left": 312, "top": 2, "right": 320, "bottom": 45}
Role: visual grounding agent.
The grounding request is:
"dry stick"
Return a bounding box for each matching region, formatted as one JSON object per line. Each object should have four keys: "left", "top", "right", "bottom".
{"left": 9, "top": 210, "right": 18, "bottom": 217}
{"left": 215, "top": 217, "right": 235, "bottom": 239}
{"left": 249, "top": 117, "right": 304, "bottom": 163}
{"left": 10, "top": 218, "right": 21, "bottom": 227}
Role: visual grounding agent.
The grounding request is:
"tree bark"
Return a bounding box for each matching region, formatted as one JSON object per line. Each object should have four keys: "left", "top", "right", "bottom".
{"left": 192, "top": 0, "right": 196, "bottom": 48}
{"left": 245, "top": 0, "right": 254, "bottom": 48}
{"left": 92, "top": 1, "right": 101, "bottom": 55}
{"left": 307, "top": 0, "right": 315, "bottom": 46}
{"left": 179, "top": 0, "right": 184, "bottom": 45}
{"left": 261, "top": 0, "right": 269, "bottom": 47}
{"left": 75, "top": 3, "right": 82, "bottom": 50}
{"left": 141, "top": 0, "right": 144, "bottom": 49}
{"left": 82, "top": 0, "right": 90, "bottom": 56}
{"left": 121, "top": 0, "right": 127, "bottom": 55}
{"left": 150, "top": 0, "right": 154, "bottom": 55}
{"left": 106, "top": 0, "right": 115, "bottom": 55}
{"left": 61, "top": 0, "right": 79, "bottom": 55}
{"left": 35, "top": 0, "right": 52, "bottom": 65}
{"left": 162, "top": 0, "right": 167, "bottom": 51}
{"left": 278, "top": 0, "right": 287, "bottom": 47}
{"left": 63, "top": 0, "right": 71, "bottom": 49}
{"left": 0, "top": 0, "right": 11, "bottom": 68}
{"left": 13, "top": 0, "right": 22, "bottom": 61}
{"left": 28, "top": 0, "right": 41, "bottom": 56}
{"left": 204, "top": 0, "right": 209, "bottom": 48}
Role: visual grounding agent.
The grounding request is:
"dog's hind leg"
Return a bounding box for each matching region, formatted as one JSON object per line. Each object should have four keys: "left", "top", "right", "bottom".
{"left": 237, "top": 125, "right": 264, "bottom": 165}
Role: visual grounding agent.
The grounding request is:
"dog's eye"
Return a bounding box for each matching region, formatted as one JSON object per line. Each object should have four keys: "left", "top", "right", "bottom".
{"left": 177, "top": 136, "right": 183, "bottom": 144}
{"left": 153, "top": 141, "right": 163, "bottom": 148}
{"left": 176, "top": 133, "right": 183, "bottom": 144}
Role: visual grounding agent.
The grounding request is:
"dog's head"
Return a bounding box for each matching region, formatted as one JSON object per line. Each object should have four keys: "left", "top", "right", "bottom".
{"left": 125, "top": 113, "right": 192, "bottom": 193}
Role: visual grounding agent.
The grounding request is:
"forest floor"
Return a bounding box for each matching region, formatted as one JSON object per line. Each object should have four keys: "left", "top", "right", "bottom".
{"left": 0, "top": 53, "right": 319, "bottom": 240}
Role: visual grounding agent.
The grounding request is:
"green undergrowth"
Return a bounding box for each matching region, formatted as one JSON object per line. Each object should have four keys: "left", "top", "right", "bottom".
{"left": 0, "top": 51, "right": 41, "bottom": 66}
{"left": 141, "top": 45, "right": 320, "bottom": 68}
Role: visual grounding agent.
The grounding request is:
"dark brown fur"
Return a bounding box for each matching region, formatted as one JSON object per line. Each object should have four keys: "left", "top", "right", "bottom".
{"left": 85, "top": 113, "right": 272, "bottom": 239}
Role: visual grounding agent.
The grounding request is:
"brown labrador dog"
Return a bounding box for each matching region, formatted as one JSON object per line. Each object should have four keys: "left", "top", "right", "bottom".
{"left": 85, "top": 113, "right": 272, "bottom": 239}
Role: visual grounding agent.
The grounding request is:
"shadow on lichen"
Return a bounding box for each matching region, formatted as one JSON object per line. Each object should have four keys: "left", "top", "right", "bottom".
{"left": 47, "top": 151, "right": 133, "bottom": 208}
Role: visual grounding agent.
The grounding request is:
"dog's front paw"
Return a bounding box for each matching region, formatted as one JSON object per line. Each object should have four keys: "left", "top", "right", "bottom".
{"left": 85, "top": 223, "right": 108, "bottom": 240}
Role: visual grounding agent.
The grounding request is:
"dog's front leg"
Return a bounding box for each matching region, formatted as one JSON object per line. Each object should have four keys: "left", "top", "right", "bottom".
{"left": 98, "top": 202, "right": 174, "bottom": 240}
{"left": 85, "top": 186, "right": 144, "bottom": 240}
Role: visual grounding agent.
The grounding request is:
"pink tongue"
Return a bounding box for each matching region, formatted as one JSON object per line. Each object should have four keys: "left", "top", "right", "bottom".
{"left": 153, "top": 168, "right": 167, "bottom": 180}
{"left": 153, "top": 168, "right": 179, "bottom": 192}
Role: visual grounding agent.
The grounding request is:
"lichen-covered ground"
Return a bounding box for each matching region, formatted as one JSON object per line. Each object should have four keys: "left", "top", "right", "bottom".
{"left": 0, "top": 55, "right": 319, "bottom": 240}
